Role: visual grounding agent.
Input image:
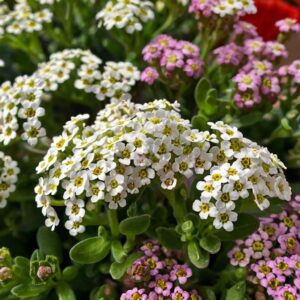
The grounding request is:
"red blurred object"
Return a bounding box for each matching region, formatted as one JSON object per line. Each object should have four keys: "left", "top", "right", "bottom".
{"left": 243, "top": 0, "right": 300, "bottom": 40}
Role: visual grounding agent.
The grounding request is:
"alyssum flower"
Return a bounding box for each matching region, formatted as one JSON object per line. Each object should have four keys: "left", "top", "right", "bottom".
{"left": 141, "top": 35, "right": 203, "bottom": 86}
{"left": 122, "top": 240, "right": 201, "bottom": 299}
{"left": 0, "top": 151, "right": 19, "bottom": 209}
{"left": 96, "top": 0, "right": 154, "bottom": 34}
{"left": 228, "top": 196, "right": 300, "bottom": 299}
{"left": 0, "top": 0, "right": 52, "bottom": 37}
{"left": 0, "top": 49, "right": 139, "bottom": 146}
{"left": 34, "top": 99, "right": 291, "bottom": 235}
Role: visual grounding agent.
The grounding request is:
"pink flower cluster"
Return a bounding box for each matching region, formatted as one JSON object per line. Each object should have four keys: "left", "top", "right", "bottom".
{"left": 228, "top": 196, "right": 300, "bottom": 299}
{"left": 275, "top": 18, "right": 300, "bottom": 34}
{"left": 141, "top": 35, "right": 203, "bottom": 85}
{"left": 121, "top": 240, "right": 201, "bottom": 300}
{"left": 213, "top": 19, "right": 295, "bottom": 109}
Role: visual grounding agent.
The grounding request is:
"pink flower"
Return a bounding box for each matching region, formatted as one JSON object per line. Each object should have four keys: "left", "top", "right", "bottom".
{"left": 233, "top": 72, "right": 261, "bottom": 92}
{"left": 170, "top": 264, "right": 192, "bottom": 285}
{"left": 149, "top": 274, "right": 173, "bottom": 297}
{"left": 142, "top": 44, "right": 162, "bottom": 62}
{"left": 160, "top": 50, "right": 184, "bottom": 71}
{"left": 121, "top": 288, "right": 148, "bottom": 300}
{"left": 171, "top": 287, "right": 190, "bottom": 300}
{"left": 214, "top": 43, "right": 244, "bottom": 66}
{"left": 141, "top": 67, "right": 159, "bottom": 85}
{"left": 234, "top": 90, "right": 261, "bottom": 108}
{"left": 184, "top": 58, "right": 203, "bottom": 78}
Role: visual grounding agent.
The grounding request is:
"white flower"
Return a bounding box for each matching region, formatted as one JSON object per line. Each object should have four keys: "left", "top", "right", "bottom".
{"left": 86, "top": 181, "right": 105, "bottom": 202}
{"left": 192, "top": 199, "right": 217, "bottom": 219}
{"left": 69, "top": 171, "right": 88, "bottom": 196}
{"left": 45, "top": 207, "right": 59, "bottom": 231}
{"left": 22, "top": 119, "right": 46, "bottom": 145}
{"left": 274, "top": 175, "right": 292, "bottom": 201}
{"left": 65, "top": 199, "right": 86, "bottom": 221}
{"left": 213, "top": 208, "right": 238, "bottom": 232}
{"left": 105, "top": 191, "right": 127, "bottom": 209}
{"left": 160, "top": 172, "right": 177, "bottom": 190}
{"left": 65, "top": 219, "right": 85, "bottom": 236}
{"left": 106, "top": 174, "right": 124, "bottom": 196}
{"left": 196, "top": 181, "right": 220, "bottom": 200}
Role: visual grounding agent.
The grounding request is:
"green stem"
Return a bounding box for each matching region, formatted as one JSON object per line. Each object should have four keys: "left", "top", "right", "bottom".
{"left": 107, "top": 209, "right": 119, "bottom": 238}
{"left": 162, "top": 189, "right": 187, "bottom": 223}
{"left": 50, "top": 199, "right": 65, "bottom": 207}
{"left": 123, "top": 235, "right": 135, "bottom": 254}
{"left": 153, "top": 10, "right": 175, "bottom": 37}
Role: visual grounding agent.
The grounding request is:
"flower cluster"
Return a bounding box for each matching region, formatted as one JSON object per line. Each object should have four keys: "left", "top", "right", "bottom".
{"left": 0, "top": 151, "right": 19, "bottom": 209}
{"left": 275, "top": 18, "right": 300, "bottom": 34}
{"left": 0, "top": 0, "right": 52, "bottom": 36}
{"left": 189, "top": 0, "right": 256, "bottom": 19}
{"left": 141, "top": 35, "right": 203, "bottom": 86}
{"left": 213, "top": 20, "right": 294, "bottom": 108}
{"left": 228, "top": 196, "right": 300, "bottom": 299}
{"left": 192, "top": 121, "right": 291, "bottom": 231}
{"left": 34, "top": 99, "right": 290, "bottom": 235}
{"left": 121, "top": 240, "right": 201, "bottom": 300}
{"left": 96, "top": 0, "right": 154, "bottom": 34}
{"left": 0, "top": 49, "right": 139, "bottom": 146}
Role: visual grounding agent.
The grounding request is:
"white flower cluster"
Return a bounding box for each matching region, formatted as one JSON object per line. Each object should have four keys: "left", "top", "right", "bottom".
{"left": 34, "top": 100, "right": 291, "bottom": 235}
{"left": 0, "top": 59, "right": 4, "bottom": 67}
{"left": 0, "top": 151, "right": 19, "bottom": 209}
{"left": 192, "top": 121, "right": 291, "bottom": 232}
{"left": 0, "top": 49, "right": 139, "bottom": 146}
{"left": 0, "top": 0, "right": 52, "bottom": 37}
{"left": 213, "top": 0, "right": 257, "bottom": 17}
{"left": 96, "top": 0, "right": 154, "bottom": 34}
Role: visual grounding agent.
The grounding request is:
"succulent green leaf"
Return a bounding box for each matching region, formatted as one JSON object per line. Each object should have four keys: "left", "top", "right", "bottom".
{"left": 70, "top": 237, "right": 110, "bottom": 264}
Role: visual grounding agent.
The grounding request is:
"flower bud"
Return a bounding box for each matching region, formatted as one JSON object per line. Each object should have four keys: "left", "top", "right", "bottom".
{"left": 0, "top": 247, "right": 12, "bottom": 267}
{"left": 37, "top": 265, "right": 53, "bottom": 281}
{"left": 181, "top": 220, "right": 194, "bottom": 234}
{"left": 0, "top": 267, "right": 12, "bottom": 282}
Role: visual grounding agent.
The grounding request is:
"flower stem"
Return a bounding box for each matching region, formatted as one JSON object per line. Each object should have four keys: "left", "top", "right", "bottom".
{"left": 162, "top": 189, "right": 187, "bottom": 223}
{"left": 50, "top": 199, "right": 65, "bottom": 207}
{"left": 107, "top": 209, "right": 120, "bottom": 238}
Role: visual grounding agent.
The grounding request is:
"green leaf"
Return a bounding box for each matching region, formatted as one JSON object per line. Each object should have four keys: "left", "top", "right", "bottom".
{"left": 199, "top": 235, "right": 221, "bottom": 254}
{"left": 225, "top": 281, "right": 246, "bottom": 300}
{"left": 119, "top": 214, "right": 151, "bottom": 236}
{"left": 70, "top": 237, "right": 110, "bottom": 264}
{"left": 156, "top": 227, "right": 182, "bottom": 250}
{"left": 37, "top": 226, "right": 63, "bottom": 262}
{"left": 281, "top": 118, "right": 292, "bottom": 130}
{"left": 187, "top": 240, "right": 210, "bottom": 269}
{"left": 215, "top": 214, "right": 259, "bottom": 241}
{"left": 203, "top": 89, "right": 219, "bottom": 116}
{"left": 192, "top": 114, "right": 209, "bottom": 130}
{"left": 231, "top": 112, "right": 263, "bottom": 128}
{"left": 109, "top": 252, "right": 142, "bottom": 280}
{"left": 0, "top": 280, "right": 18, "bottom": 297}
{"left": 199, "top": 286, "right": 216, "bottom": 300}
{"left": 270, "top": 125, "right": 292, "bottom": 141}
{"left": 11, "top": 283, "right": 48, "bottom": 298}
{"left": 56, "top": 282, "right": 76, "bottom": 300}
{"left": 195, "top": 78, "right": 211, "bottom": 109}
{"left": 62, "top": 266, "right": 78, "bottom": 282}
